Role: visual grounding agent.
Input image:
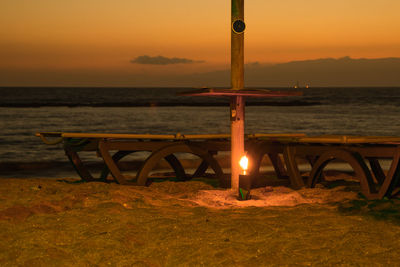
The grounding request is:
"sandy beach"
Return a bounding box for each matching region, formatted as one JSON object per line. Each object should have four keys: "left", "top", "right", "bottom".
{"left": 1, "top": 177, "right": 400, "bottom": 266}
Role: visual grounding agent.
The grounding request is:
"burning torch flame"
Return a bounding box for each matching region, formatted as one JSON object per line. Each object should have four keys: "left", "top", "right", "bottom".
{"left": 239, "top": 155, "right": 248, "bottom": 175}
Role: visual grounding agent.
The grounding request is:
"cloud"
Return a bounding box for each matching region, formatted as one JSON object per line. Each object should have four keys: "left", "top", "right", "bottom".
{"left": 130, "top": 55, "right": 204, "bottom": 65}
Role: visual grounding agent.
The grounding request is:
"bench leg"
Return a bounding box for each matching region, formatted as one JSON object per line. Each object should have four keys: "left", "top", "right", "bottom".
{"left": 367, "top": 158, "right": 385, "bottom": 184}
{"left": 164, "top": 154, "right": 187, "bottom": 181}
{"left": 283, "top": 145, "right": 304, "bottom": 189}
{"left": 372, "top": 147, "right": 400, "bottom": 198}
{"left": 268, "top": 153, "right": 288, "bottom": 179}
{"left": 65, "top": 149, "right": 95, "bottom": 182}
{"left": 192, "top": 160, "right": 210, "bottom": 178}
{"left": 100, "top": 150, "right": 136, "bottom": 181}
{"left": 98, "top": 140, "right": 134, "bottom": 185}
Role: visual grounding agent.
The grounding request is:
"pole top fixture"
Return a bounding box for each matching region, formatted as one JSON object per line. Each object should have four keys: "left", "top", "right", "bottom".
{"left": 232, "top": 19, "right": 246, "bottom": 34}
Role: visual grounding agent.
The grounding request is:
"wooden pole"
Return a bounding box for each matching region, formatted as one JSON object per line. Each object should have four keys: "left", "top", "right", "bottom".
{"left": 230, "top": 0, "right": 245, "bottom": 192}
{"left": 231, "top": 0, "right": 244, "bottom": 90}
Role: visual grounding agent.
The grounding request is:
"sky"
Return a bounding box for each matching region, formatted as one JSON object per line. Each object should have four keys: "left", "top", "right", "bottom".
{"left": 0, "top": 0, "right": 399, "bottom": 86}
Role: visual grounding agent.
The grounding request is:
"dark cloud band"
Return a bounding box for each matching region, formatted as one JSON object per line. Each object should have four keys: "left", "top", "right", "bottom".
{"left": 131, "top": 55, "right": 204, "bottom": 65}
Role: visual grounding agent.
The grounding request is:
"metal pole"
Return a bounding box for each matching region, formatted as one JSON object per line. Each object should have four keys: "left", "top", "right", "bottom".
{"left": 230, "top": 0, "right": 245, "bottom": 192}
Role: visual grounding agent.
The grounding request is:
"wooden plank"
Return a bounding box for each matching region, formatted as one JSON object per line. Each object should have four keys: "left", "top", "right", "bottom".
{"left": 293, "top": 144, "right": 399, "bottom": 158}
{"left": 248, "top": 133, "right": 306, "bottom": 138}
{"left": 298, "top": 135, "right": 400, "bottom": 144}
{"left": 62, "top": 133, "right": 176, "bottom": 139}
{"left": 38, "top": 131, "right": 308, "bottom": 141}
{"left": 35, "top": 132, "right": 62, "bottom": 137}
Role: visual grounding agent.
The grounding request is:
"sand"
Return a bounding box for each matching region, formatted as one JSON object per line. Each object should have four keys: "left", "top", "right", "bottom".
{"left": 1, "top": 177, "right": 400, "bottom": 266}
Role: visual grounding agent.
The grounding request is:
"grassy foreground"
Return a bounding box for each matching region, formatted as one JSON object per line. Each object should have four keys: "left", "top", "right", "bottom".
{"left": 0, "top": 178, "right": 400, "bottom": 266}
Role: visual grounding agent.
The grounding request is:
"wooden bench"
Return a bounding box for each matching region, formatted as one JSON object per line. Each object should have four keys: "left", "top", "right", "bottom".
{"left": 36, "top": 132, "right": 400, "bottom": 199}
{"left": 36, "top": 132, "right": 302, "bottom": 186}
{"left": 249, "top": 135, "right": 400, "bottom": 199}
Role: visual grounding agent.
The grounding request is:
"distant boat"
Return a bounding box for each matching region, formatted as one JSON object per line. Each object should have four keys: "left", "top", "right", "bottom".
{"left": 294, "top": 81, "right": 310, "bottom": 89}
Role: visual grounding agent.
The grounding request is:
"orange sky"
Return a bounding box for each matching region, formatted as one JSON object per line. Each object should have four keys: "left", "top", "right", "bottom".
{"left": 1, "top": 0, "right": 399, "bottom": 86}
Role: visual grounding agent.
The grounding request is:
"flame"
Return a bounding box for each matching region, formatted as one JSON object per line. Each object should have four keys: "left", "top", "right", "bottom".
{"left": 239, "top": 155, "right": 248, "bottom": 173}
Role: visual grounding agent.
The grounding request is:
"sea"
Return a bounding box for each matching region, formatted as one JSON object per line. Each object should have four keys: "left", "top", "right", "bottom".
{"left": 1, "top": 86, "right": 400, "bottom": 177}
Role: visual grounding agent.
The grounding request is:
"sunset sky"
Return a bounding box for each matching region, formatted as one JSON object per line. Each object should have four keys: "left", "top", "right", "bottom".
{"left": 1, "top": 0, "right": 399, "bottom": 86}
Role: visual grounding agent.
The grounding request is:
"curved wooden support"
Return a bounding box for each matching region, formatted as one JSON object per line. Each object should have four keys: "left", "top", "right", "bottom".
{"left": 136, "top": 143, "right": 223, "bottom": 186}
{"left": 191, "top": 151, "right": 220, "bottom": 179}
{"left": 305, "top": 156, "right": 316, "bottom": 166}
{"left": 39, "top": 133, "right": 64, "bottom": 145}
{"left": 246, "top": 142, "right": 287, "bottom": 179}
{"left": 65, "top": 149, "right": 95, "bottom": 182}
{"left": 100, "top": 150, "right": 136, "bottom": 181}
{"left": 268, "top": 153, "right": 288, "bottom": 179}
{"left": 98, "top": 141, "right": 135, "bottom": 185}
{"left": 64, "top": 138, "right": 92, "bottom": 151}
{"left": 367, "top": 158, "right": 385, "bottom": 184}
{"left": 371, "top": 147, "right": 400, "bottom": 199}
{"left": 98, "top": 146, "right": 187, "bottom": 183}
{"left": 164, "top": 154, "right": 187, "bottom": 181}
{"left": 307, "top": 149, "right": 376, "bottom": 197}
{"left": 246, "top": 146, "right": 264, "bottom": 176}
{"left": 283, "top": 145, "right": 304, "bottom": 189}
{"left": 192, "top": 160, "right": 210, "bottom": 178}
